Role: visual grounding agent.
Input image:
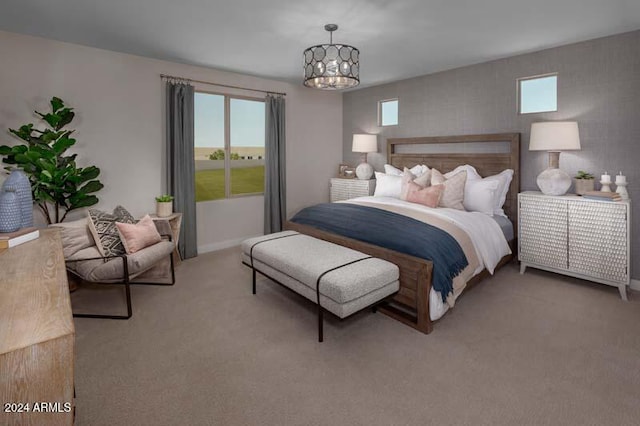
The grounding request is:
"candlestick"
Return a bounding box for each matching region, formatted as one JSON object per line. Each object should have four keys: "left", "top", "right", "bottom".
{"left": 615, "top": 172, "right": 629, "bottom": 200}
{"left": 601, "top": 171, "right": 612, "bottom": 192}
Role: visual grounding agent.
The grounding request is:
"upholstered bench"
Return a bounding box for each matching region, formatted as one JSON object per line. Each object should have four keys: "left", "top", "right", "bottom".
{"left": 241, "top": 231, "right": 400, "bottom": 341}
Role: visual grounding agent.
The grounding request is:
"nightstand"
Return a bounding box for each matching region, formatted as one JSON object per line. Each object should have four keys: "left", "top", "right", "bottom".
{"left": 330, "top": 178, "right": 376, "bottom": 202}
{"left": 150, "top": 212, "right": 183, "bottom": 263}
{"left": 518, "top": 191, "right": 631, "bottom": 300}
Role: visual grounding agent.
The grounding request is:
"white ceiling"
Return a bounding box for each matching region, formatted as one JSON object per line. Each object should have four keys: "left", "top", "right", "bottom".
{"left": 1, "top": 0, "right": 639, "bottom": 89}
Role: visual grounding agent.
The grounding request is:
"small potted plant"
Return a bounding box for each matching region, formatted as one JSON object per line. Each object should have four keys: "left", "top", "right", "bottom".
{"left": 574, "top": 171, "right": 595, "bottom": 195}
{"left": 155, "top": 194, "right": 174, "bottom": 217}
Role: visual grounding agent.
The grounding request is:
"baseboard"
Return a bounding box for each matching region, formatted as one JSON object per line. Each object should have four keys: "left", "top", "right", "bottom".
{"left": 198, "top": 235, "right": 262, "bottom": 254}
{"left": 630, "top": 279, "right": 640, "bottom": 291}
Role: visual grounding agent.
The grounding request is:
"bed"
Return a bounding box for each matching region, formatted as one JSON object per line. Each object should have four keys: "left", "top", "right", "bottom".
{"left": 285, "top": 133, "right": 520, "bottom": 334}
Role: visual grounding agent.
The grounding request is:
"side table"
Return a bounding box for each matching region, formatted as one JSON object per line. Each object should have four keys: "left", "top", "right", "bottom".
{"left": 150, "top": 212, "right": 183, "bottom": 263}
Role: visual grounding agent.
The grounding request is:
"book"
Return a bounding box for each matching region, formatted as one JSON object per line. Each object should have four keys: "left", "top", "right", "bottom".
{"left": 582, "top": 191, "right": 620, "bottom": 199}
{"left": 582, "top": 195, "right": 622, "bottom": 202}
{"left": 0, "top": 228, "right": 39, "bottom": 249}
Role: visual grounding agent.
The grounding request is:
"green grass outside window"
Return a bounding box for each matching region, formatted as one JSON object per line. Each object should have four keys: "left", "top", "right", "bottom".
{"left": 195, "top": 166, "right": 264, "bottom": 202}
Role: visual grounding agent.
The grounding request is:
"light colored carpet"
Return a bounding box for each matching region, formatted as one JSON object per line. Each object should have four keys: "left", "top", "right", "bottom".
{"left": 71, "top": 247, "right": 640, "bottom": 426}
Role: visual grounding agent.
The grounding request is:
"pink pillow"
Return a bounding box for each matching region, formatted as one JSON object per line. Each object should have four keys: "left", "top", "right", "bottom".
{"left": 406, "top": 183, "right": 444, "bottom": 208}
{"left": 400, "top": 168, "right": 432, "bottom": 200}
{"left": 115, "top": 215, "right": 162, "bottom": 254}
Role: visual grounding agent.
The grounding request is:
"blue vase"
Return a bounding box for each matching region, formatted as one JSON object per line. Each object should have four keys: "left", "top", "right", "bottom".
{"left": 0, "top": 188, "right": 22, "bottom": 233}
{"left": 3, "top": 169, "right": 33, "bottom": 228}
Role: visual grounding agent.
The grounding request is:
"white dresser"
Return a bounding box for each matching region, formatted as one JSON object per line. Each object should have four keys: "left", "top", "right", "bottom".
{"left": 518, "top": 191, "right": 631, "bottom": 300}
{"left": 330, "top": 178, "right": 376, "bottom": 202}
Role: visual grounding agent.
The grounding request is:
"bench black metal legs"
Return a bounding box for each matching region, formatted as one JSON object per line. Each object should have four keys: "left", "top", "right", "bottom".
{"left": 249, "top": 264, "right": 378, "bottom": 343}
{"left": 250, "top": 264, "right": 326, "bottom": 342}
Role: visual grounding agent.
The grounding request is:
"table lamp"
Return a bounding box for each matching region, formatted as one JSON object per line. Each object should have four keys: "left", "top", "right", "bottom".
{"left": 352, "top": 134, "right": 377, "bottom": 180}
{"left": 529, "top": 121, "right": 581, "bottom": 196}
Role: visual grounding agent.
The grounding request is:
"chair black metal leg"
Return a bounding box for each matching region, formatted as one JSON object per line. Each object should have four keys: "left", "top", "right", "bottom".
{"left": 318, "top": 306, "right": 324, "bottom": 343}
{"left": 124, "top": 278, "right": 132, "bottom": 318}
{"left": 72, "top": 281, "right": 133, "bottom": 319}
{"left": 69, "top": 250, "right": 176, "bottom": 320}
{"left": 72, "top": 255, "right": 133, "bottom": 320}
{"left": 169, "top": 252, "right": 175, "bottom": 284}
{"left": 252, "top": 269, "right": 256, "bottom": 294}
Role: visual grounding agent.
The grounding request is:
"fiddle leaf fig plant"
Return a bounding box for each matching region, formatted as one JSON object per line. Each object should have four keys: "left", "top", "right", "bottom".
{"left": 0, "top": 97, "right": 104, "bottom": 224}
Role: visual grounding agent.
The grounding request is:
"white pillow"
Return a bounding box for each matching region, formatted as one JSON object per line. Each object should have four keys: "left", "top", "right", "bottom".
{"left": 384, "top": 164, "right": 428, "bottom": 177}
{"left": 373, "top": 172, "right": 403, "bottom": 198}
{"left": 445, "top": 164, "right": 480, "bottom": 179}
{"left": 383, "top": 164, "right": 403, "bottom": 176}
{"left": 485, "top": 169, "right": 514, "bottom": 217}
{"left": 464, "top": 179, "right": 500, "bottom": 215}
{"left": 445, "top": 165, "right": 514, "bottom": 216}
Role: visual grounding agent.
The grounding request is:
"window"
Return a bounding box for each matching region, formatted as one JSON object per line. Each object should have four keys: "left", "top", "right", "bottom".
{"left": 518, "top": 74, "right": 558, "bottom": 114}
{"left": 194, "top": 92, "right": 265, "bottom": 202}
{"left": 379, "top": 99, "right": 398, "bottom": 126}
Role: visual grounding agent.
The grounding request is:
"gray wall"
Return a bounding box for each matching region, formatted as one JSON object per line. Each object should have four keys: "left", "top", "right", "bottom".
{"left": 343, "top": 30, "right": 640, "bottom": 279}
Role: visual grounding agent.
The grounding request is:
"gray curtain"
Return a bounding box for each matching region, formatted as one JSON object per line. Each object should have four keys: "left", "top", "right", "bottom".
{"left": 165, "top": 81, "right": 197, "bottom": 259}
{"left": 264, "top": 95, "right": 286, "bottom": 234}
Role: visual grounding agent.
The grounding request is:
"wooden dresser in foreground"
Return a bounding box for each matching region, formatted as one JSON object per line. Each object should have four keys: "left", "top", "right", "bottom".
{"left": 0, "top": 228, "right": 75, "bottom": 426}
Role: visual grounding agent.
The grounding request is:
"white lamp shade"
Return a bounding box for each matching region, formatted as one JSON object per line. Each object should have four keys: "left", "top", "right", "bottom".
{"left": 529, "top": 121, "right": 581, "bottom": 151}
{"left": 352, "top": 134, "right": 378, "bottom": 153}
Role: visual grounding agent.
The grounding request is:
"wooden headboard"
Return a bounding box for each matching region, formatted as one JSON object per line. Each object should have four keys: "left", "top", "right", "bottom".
{"left": 387, "top": 133, "right": 520, "bottom": 228}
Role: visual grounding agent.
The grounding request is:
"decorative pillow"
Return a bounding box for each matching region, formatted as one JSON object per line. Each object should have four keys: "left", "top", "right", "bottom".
{"left": 400, "top": 168, "right": 432, "bottom": 200}
{"left": 49, "top": 218, "right": 95, "bottom": 259}
{"left": 384, "top": 164, "right": 428, "bottom": 177}
{"left": 87, "top": 206, "right": 136, "bottom": 257}
{"left": 431, "top": 169, "right": 467, "bottom": 210}
{"left": 413, "top": 168, "right": 431, "bottom": 187}
{"left": 406, "top": 183, "right": 444, "bottom": 208}
{"left": 373, "top": 172, "right": 403, "bottom": 198}
{"left": 116, "top": 215, "right": 162, "bottom": 254}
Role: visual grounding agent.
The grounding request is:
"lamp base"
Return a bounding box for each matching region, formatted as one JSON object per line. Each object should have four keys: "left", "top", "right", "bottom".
{"left": 355, "top": 162, "right": 373, "bottom": 180}
{"left": 537, "top": 167, "right": 571, "bottom": 196}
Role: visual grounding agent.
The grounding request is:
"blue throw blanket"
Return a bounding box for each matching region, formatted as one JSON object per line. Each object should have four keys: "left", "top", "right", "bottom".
{"left": 291, "top": 203, "right": 468, "bottom": 302}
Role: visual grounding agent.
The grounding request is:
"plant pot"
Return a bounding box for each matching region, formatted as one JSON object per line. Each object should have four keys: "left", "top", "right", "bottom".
{"left": 156, "top": 201, "right": 173, "bottom": 218}
{"left": 574, "top": 178, "right": 595, "bottom": 195}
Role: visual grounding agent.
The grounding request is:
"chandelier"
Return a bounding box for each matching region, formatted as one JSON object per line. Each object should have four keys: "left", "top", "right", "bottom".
{"left": 303, "top": 24, "right": 359, "bottom": 90}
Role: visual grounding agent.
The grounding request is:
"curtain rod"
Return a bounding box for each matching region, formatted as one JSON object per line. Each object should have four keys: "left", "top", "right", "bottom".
{"left": 160, "top": 73, "right": 286, "bottom": 96}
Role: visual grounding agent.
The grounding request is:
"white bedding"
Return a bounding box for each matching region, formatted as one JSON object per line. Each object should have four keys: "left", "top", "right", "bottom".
{"left": 343, "top": 196, "right": 512, "bottom": 320}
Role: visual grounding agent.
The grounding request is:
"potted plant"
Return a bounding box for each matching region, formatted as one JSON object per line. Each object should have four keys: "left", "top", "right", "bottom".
{"left": 0, "top": 97, "right": 103, "bottom": 224}
{"left": 574, "top": 170, "right": 595, "bottom": 195}
{"left": 155, "top": 194, "right": 174, "bottom": 217}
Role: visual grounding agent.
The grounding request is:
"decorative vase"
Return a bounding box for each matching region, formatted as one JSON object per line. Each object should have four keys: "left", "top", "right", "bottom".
{"left": 0, "top": 188, "right": 22, "bottom": 233}
{"left": 156, "top": 201, "right": 173, "bottom": 218}
{"left": 574, "top": 178, "right": 595, "bottom": 195}
{"left": 4, "top": 169, "right": 33, "bottom": 227}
